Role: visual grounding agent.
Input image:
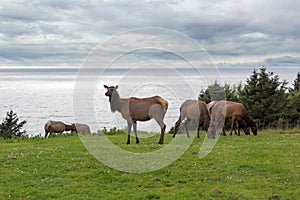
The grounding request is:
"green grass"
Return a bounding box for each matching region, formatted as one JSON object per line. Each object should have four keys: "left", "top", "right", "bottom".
{"left": 1, "top": 130, "right": 300, "bottom": 199}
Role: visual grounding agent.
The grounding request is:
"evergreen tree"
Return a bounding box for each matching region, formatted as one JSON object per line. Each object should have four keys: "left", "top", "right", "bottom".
{"left": 224, "top": 82, "right": 243, "bottom": 102}
{"left": 199, "top": 81, "right": 242, "bottom": 103}
{"left": 240, "top": 67, "right": 288, "bottom": 127}
{"left": 291, "top": 72, "right": 300, "bottom": 92}
{"left": 287, "top": 72, "right": 300, "bottom": 126}
{"left": 0, "top": 110, "right": 27, "bottom": 139}
{"left": 198, "top": 81, "right": 225, "bottom": 103}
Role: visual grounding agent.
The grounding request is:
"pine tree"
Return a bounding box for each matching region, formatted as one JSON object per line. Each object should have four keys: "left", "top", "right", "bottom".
{"left": 292, "top": 72, "right": 300, "bottom": 92}
{"left": 0, "top": 110, "right": 27, "bottom": 139}
{"left": 198, "top": 81, "right": 225, "bottom": 103}
{"left": 287, "top": 72, "right": 300, "bottom": 115}
{"left": 224, "top": 82, "right": 243, "bottom": 102}
{"left": 240, "top": 67, "right": 288, "bottom": 127}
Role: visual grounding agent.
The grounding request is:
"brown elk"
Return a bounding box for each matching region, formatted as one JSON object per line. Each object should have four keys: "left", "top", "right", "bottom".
{"left": 208, "top": 101, "right": 249, "bottom": 136}
{"left": 209, "top": 100, "right": 258, "bottom": 136}
{"left": 104, "top": 85, "right": 168, "bottom": 144}
{"left": 44, "top": 121, "right": 76, "bottom": 138}
{"left": 172, "top": 100, "right": 211, "bottom": 138}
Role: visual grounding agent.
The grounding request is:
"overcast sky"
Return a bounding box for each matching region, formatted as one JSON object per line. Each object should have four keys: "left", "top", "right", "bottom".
{"left": 0, "top": 0, "right": 300, "bottom": 68}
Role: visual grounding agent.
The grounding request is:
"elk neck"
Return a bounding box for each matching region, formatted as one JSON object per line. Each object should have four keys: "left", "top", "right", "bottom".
{"left": 110, "top": 90, "right": 122, "bottom": 112}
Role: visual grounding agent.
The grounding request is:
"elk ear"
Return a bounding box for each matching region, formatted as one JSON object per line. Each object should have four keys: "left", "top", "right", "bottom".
{"left": 104, "top": 85, "right": 108, "bottom": 88}
{"left": 115, "top": 85, "right": 118, "bottom": 89}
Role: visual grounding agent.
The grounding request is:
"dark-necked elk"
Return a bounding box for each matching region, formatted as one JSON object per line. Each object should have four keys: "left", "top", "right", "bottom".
{"left": 44, "top": 121, "right": 76, "bottom": 138}
{"left": 173, "top": 100, "right": 210, "bottom": 138}
{"left": 209, "top": 100, "right": 258, "bottom": 136}
{"left": 104, "top": 85, "right": 168, "bottom": 144}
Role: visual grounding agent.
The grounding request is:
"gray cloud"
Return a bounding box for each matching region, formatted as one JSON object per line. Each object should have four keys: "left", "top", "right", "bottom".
{"left": 0, "top": 0, "right": 299, "bottom": 67}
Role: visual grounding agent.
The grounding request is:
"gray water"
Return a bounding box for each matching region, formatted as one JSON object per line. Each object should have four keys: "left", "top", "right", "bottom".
{"left": 0, "top": 66, "right": 298, "bottom": 137}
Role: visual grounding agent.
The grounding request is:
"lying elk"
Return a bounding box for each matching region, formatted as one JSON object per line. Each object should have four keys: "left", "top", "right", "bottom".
{"left": 44, "top": 121, "right": 76, "bottom": 138}
{"left": 173, "top": 100, "right": 210, "bottom": 138}
{"left": 74, "top": 123, "right": 91, "bottom": 134}
{"left": 104, "top": 85, "right": 168, "bottom": 144}
{"left": 210, "top": 100, "right": 258, "bottom": 136}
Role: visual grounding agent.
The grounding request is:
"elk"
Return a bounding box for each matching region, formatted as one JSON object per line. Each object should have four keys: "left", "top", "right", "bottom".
{"left": 44, "top": 121, "right": 76, "bottom": 138}
{"left": 209, "top": 100, "right": 258, "bottom": 136}
{"left": 104, "top": 85, "right": 168, "bottom": 144}
{"left": 172, "top": 100, "right": 210, "bottom": 138}
{"left": 74, "top": 123, "right": 91, "bottom": 134}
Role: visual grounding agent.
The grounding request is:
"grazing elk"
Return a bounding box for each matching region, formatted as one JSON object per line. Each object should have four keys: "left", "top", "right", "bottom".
{"left": 208, "top": 101, "right": 248, "bottom": 136}
{"left": 173, "top": 100, "right": 210, "bottom": 138}
{"left": 104, "top": 85, "right": 168, "bottom": 144}
{"left": 44, "top": 121, "right": 76, "bottom": 138}
{"left": 209, "top": 100, "right": 258, "bottom": 136}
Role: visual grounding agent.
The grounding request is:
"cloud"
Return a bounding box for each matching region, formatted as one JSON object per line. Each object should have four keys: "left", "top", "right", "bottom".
{"left": 264, "top": 56, "right": 300, "bottom": 66}
{"left": 0, "top": 0, "right": 299, "bottom": 67}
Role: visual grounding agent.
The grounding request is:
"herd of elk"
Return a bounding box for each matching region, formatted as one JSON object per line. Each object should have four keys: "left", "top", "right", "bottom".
{"left": 44, "top": 121, "right": 90, "bottom": 138}
{"left": 44, "top": 84, "right": 258, "bottom": 143}
{"left": 103, "top": 85, "right": 258, "bottom": 144}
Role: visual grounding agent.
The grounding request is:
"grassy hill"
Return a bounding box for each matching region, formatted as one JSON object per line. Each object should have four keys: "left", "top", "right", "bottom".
{"left": 1, "top": 130, "right": 300, "bottom": 199}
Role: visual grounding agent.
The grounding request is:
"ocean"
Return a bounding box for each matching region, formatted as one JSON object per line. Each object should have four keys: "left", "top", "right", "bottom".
{"left": 0, "top": 66, "right": 298, "bottom": 137}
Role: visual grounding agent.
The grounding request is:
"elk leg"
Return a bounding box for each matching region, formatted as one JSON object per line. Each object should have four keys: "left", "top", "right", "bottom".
{"left": 127, "top": 121, "right": 133, "bottom": 144}
{"left": 150, "top": 104, "right": 166, "bottom": 144}
{"left": 133, "top": 121, "right": 139, "bottom": 144}
{"left": 234, "top": 120, "right": 238, "bottom": 135}
{"left": 197, "top": 117, "right": 202, "bottom": 138}
{"left": 158, "top": 124, "right": 166, "bottom": 144}
{"left": 173, "top": 116, "right": 181, "bottom": 138}
{"left": 153, "top": 114, "right": 166, "bottom": 144}
{"left": 237, "top": 120, "right": 243, "bottom": 136}
{"left": 230, "top": 117, "right": 236, "bottom": 136}
{"left": 222, "top": 124, "right": 226, "bottom": 136}
{"left": 184, "top": 118, "right": 191, "bottom": 138}
{"left": 197, "top": 123, "right": 200, "bottom": 138}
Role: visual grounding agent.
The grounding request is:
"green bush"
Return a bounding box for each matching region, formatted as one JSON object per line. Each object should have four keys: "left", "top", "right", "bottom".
{"left": 98, "top": 127, "right": 126, "bottom": 135}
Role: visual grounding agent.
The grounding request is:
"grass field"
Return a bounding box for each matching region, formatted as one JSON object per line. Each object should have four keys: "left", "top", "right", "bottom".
{"left": 1, "top": 129, "right": 300, "bottom": 199}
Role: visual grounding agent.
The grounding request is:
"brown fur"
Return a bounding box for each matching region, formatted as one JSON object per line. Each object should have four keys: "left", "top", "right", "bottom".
{"left": 44, "top": 121, "right": 76, "bottom": 138}
{"left": 210, "top": 100, "right": 258, "bottom": 136}
{"left": 207, "top": 100, "right": 218, "bottom": 112}
{"left": 208, "top": 101, "right": 249, "bottom": 136}
{"left": 74, "top": 123, "right": 91, "bottom": 134}
{"left": 173, "top": 100, "right": 211, "bottom": 138}
{"left": 104, "top": 85, "right": 168, "bottom": 144}
{"left": 129, "top": 96, "right": 168, "bottom": 121}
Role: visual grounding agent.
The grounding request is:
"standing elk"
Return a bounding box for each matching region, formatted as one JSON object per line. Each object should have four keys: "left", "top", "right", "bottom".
{"left": 104, "top": 85, "right": 168, "bottom": 144}
{"left": 172, "top": 100, "right": 211, "bottom": 138}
